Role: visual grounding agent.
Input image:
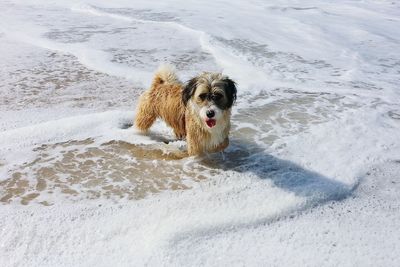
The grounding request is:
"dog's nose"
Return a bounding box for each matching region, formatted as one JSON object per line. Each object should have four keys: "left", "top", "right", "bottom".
{"left": 206, "top": 110, "right": 215, "bottom": 118}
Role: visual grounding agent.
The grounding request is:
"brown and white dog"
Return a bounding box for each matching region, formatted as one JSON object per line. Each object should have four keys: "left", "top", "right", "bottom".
{"left": 134, "top": 65, "right": 237, "bottom": 156}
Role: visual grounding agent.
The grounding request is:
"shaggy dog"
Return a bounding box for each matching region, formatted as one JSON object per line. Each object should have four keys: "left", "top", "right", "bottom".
{"left": 134, "top": 65, "right": 237, "bottom": 156}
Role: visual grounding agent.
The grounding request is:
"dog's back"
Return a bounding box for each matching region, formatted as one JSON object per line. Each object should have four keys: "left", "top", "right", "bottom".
{"left": 135, "top": 65, "right": 187, "bottom": 139}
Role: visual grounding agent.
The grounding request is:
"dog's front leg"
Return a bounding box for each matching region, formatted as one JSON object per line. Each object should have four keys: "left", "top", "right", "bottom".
{"left": 186, "top": 133, "right": 202, "bottom": 156}
{"left": 210, "top": 137, "right": 229, "bottom": 153}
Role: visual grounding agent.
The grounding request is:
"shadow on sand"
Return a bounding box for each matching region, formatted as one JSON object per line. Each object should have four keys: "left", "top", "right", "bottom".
{"left": 185, "top": 137, "right": 354, "bottom": 204}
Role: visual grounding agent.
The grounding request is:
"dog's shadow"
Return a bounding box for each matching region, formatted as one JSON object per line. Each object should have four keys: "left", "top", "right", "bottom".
{"left": 197, "top": 138, "right": 354, "bottom": 203}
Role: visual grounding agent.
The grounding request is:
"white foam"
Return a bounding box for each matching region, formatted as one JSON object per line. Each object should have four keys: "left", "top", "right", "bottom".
{"left": 4, "top": 30, "right": 153, "bottom": 86}
{"left": 1, "top": 0, "right": 400, "bottom": 265}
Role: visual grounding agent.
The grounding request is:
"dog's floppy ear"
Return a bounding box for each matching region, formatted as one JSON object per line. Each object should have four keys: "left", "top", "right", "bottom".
{"left": 182, "top": 77, "right": 198, "bottom": 106}
{"left": 222, "top": 77, "right": 237, "bottom": 108}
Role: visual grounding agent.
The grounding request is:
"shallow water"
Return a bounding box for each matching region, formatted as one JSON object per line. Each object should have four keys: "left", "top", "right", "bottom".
{"left": 0, "top": 25, "right": 362, "bottom": 205}
{"left": 1, "top": 1, "right": 400, "bottom": 266}
{"left": 1, "top": 139, "right": 199, "bottom": 204}
{"left": 0, "top": 86, "right": 357, "bottom": 205}
{"left": 0, "top": 0, "right": 398, "bottom": 206}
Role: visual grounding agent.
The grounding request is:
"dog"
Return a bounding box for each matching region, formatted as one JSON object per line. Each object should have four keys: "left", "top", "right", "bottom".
{"left": 134, "top": 65, "right": 237, "bottom": 156}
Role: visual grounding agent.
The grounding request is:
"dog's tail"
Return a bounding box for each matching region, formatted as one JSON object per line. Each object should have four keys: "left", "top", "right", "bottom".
{"left": 151, "top": 64, "right": 180, "bottom": 88}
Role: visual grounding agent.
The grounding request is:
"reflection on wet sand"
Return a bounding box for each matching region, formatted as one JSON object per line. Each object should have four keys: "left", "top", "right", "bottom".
{"left": 0, "top": 139, "right": 205, "bottom": 205}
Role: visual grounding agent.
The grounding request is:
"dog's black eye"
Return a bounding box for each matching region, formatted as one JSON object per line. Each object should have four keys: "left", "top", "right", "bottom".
{"left": 213, "top": 93, "right": 223, "bottom": 100}
{"left": 199, "top": 93, "right": 207, "bottom": 101}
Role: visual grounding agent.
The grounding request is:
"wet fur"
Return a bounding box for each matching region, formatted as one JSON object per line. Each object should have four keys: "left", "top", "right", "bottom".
{"left": 135, "top": 65, "right": 237, "bottom": 156}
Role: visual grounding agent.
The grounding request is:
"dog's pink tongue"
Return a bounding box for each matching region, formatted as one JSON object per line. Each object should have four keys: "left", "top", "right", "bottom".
{"left": 206, "top": 119, "right": 216, "bottom": 128}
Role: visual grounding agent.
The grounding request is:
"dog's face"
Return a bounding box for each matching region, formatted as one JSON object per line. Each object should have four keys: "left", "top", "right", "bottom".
{"left": 182, "top": 73, "right": 237, "bottom": 129}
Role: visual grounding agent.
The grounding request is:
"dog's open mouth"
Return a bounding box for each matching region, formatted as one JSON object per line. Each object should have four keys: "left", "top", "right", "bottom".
{"left": 206, "top": 119, "right": 216, "bottom": 128}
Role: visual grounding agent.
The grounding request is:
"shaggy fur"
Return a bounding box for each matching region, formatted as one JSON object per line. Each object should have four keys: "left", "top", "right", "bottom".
{"left": 135, "top": 65, "right": 237, "bottom": 156}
